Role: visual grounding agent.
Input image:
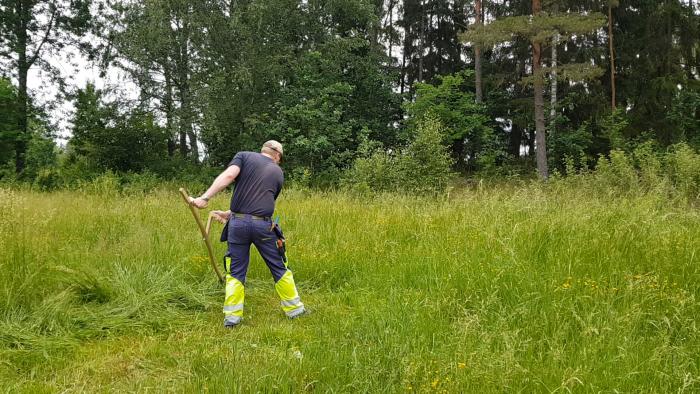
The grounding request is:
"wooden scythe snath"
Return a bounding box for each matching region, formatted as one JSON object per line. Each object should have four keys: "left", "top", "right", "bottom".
{"left": 179, "top": 188, "right": 225, "bottom": 284}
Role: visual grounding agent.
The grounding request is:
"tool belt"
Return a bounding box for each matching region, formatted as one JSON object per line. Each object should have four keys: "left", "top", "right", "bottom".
{"left": 221, "top": 213, "right": 270, "bottom": 241}
{"left": 231, "top": 212, "right": 271, "bottom": 221}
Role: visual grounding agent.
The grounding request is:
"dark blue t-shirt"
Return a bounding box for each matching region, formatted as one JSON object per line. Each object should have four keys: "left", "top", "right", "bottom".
{"left": 228, "top": 152, "right": 284, "bottom": 217}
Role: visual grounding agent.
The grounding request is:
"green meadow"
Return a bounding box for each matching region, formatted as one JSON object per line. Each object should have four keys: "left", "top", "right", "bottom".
{"left": 1, "top": 184, "right": 698, "bottom": 392}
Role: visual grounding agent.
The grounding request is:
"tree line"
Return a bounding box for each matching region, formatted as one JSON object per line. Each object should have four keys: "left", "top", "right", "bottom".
{"left": 1, "top": 0, "right": 699, "bottom": 185}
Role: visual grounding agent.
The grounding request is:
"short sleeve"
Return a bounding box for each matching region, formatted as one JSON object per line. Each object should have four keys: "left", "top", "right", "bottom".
{"left": 228, "top": 152, "right": 245, "bottom": 168}
{"left": 274, "top": 170, "right": 284, "bottom": 199}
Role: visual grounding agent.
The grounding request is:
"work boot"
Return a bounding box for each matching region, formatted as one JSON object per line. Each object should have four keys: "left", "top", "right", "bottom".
{"left": 223, "top": 315, "right": 242, "bottom": 328}
{"left": 287, "top": 306, "right": 307, "bottom": 319}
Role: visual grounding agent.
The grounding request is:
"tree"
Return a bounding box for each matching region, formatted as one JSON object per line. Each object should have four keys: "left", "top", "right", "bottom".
{"left": 404, "top": 71, "right": 497, "bottom": 171}
{"left": 474, "top": 0, "right": 483, "bottom": 103}
{"left": 68, "top": 83, "right": 109, "bottom": 161}
{"left": 398, "top": 0, "right": 469, "bottom": 91}
{"left": 0, "top": 0, "right": 91, "bottom": 174}
{"left": 198, "top": 0, "right": 308, "bottom": 165}
{"left": 608, "top": 0, "right": 618, "bottom": 110}
{"left": 531, "top": 0, "right": 548, "bottom": 178}
{"left": 0, "top": 78, "right": 19, "bottom": 169}
{"left": 199, "top": 0, "right": 401, "bottom": 182}
{"left": 613, "top": 0, "right": 700, "bottom": 144}
{"left": 0, "top": 76, "right": 56, "bottom": 179}
{"left": 68, "top": 84, "right": 168, "bottom": 172}
{"left": 462, "top": 1, "right": 605, "bottom": 178}
{"left": 549, "top": 1, "right": 560, "bottom": 136}
{"left": 263, "top": 36, "right": 401, "bottom": 183}
{"left": 104, "top": 0, "right": 212, "bottom": 163}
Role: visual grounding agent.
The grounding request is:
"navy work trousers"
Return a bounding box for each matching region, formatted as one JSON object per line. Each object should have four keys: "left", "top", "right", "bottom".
{"left": 225, "top": 215, "right": 287, "bottom": 283}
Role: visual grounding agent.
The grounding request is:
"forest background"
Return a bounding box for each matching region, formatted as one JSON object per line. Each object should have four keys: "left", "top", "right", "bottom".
{"left": 0, "top": 0, "right": 698, "bottom": 193}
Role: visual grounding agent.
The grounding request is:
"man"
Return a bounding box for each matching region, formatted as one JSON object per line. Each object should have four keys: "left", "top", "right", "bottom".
{"left": 190, "top": 140, "right": 306, "bottom": 328}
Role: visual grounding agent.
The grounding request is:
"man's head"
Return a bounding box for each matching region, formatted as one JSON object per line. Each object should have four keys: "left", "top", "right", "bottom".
{"left": 261, "top": 140, "right": 284, "bottom": 163}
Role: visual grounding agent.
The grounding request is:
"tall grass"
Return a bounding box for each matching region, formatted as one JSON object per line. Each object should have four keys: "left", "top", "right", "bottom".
{"left": 0, "top": 183, "right": 698, "bottom": 392}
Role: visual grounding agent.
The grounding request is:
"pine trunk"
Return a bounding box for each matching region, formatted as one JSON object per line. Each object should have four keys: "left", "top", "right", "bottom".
{"left": 550, "top": 34, "right": 558, "bottom": 136}
{"left": 388, "top": 0, "right": 393, "bottom": 62}
{"left": 180, "top": 78, "right": 198, "bottom": 163}
{"left": 475, "top": 0, "right": 483, "bottom": 103}
{"left": 608, "top": 3, "right": 616, "bottom": 110}
{"left": 176, "top": 13, "right": 198, "bottom": 163}
{"left": 532, "top": 0, "right": 548, "bottom": 179}
{"left": 14, "top": 0, "right": 30, "bottom": 174}
{"left": 550, "top": 0, "right": 559, "bottom": 136}
{"left": 400, "top": 46, "right": 406, "bottom": 94}
{"left": 418, "top": 0, "right": 425, "bottom": 82}
{"left": 164, "top": 65, "right": 177, "bottom": 157}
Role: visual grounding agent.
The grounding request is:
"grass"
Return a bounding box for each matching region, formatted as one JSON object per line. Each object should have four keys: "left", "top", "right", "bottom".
{"left": 0, "top": 183, "right": 698, "bottom": 392}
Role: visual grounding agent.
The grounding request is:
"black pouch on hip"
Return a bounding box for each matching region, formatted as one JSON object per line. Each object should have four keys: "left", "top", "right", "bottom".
{"left": 272, "top": 223, "right": 287, "bottom": 263}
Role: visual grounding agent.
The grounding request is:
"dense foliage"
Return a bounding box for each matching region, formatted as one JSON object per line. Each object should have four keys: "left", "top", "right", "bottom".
{"left": 0, "top": 0, "right": 698, "bottom": 189}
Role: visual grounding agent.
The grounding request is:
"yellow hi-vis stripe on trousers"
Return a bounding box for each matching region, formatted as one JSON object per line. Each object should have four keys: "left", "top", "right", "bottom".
{"left": 275, "top": 270, "right": 304, "bottom": 317}
{"left": 223, "top": 275, "right": 244, "bottom": 322}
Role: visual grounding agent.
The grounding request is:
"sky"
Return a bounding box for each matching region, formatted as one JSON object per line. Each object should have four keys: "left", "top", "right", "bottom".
{"left": 24, "top": 44, "right": 139, "bottom": 146}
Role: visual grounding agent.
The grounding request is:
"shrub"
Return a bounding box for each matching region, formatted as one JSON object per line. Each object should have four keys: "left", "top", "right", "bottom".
{"left": 34, "top": 168, "right": 62, "bottom": 191}
{"left": 632, "top": 141, "right": 664, "bottom": 191}
{"left": 667, "top": 143, "right": 700, "bottom": 200}
{"left": 79, "top": 171, "right": 122, "bottom": 195}
{"left": 594, "top": 149, "right": 638, "bottom": 194}
{"left": 404, "top": 71, "right": 498, "bottom": 171}
{"left": 121, "top": 171, "right": 161, "bottom": 195}
{"left": 345, "top": 116, "right": 454, "bottom": 195}
{"left": 398, "top": 116, "right": 455, "bottom": 194}
{"left": 588, "top": 143, "right": 699, "bottom": 202}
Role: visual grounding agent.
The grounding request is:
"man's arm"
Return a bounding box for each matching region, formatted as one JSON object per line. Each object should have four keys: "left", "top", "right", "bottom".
{"left": 210, "top": 210, "right": 232, "bottom": 223}
{"left": 190, "top": 165, "right": 241, "bottom": 208}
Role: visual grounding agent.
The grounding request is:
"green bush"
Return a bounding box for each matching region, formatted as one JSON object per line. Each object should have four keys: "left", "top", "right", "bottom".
{"left": 632, "top": 141, "right": 664, "bottom": 191}
{"left": 588, "top": 143, "right": 699, "bottom": 202}
{"left": 594, "top": 149, "right": 638, "bottom": 194}
{"left": 57, "top": 154, "right": 102, "bottom": 187}
{"left": 79, "top": 171, "right": 122, "bottom": 195}
{"left": 120, "top": 171, "right": 161, "bottom": 195}
{"left": 345, "top": 116, "right": 454, "bottom": 195}
{"left": 398, "top": 116, "right": 455, "bottom": 194}
{"left": 346, "top": 149, "right": 398, "bottom": 192}
{"left": 600, "top": 108, "right": 629, "bottom": 151}
{"left": 667, "top": 143, "right": 700, "bottom": 200}
{"left": 404, "top": 71, "right": 497, "bottom": 171}
{"left": 34, "top": 168, "right": 62, "bottom": 191}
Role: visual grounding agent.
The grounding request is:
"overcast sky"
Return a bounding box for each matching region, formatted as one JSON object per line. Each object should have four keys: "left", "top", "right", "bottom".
{"left": 23, "top": 42, "right": 139, "bottom": 146}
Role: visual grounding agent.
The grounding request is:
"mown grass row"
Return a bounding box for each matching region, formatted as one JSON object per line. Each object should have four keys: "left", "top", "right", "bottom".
{"left": 0, "top": 184, "right": 698, "bottom": 392}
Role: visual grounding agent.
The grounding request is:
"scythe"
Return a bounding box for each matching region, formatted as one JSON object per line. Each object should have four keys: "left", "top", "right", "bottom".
{"left": 179, "top": 188, "right": 225, "bottom": 284}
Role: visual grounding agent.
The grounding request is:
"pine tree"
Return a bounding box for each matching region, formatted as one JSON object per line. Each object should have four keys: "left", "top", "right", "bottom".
{"left": 398, "top": 0, "right": 468, "bottom": 90}
{"left": 462, "top": 1, "right": 605, "bottom": 178}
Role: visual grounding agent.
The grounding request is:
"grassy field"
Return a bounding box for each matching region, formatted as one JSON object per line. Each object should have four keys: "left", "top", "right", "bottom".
{"left": 0, "top": 184, "right": 698, "bottom": 392}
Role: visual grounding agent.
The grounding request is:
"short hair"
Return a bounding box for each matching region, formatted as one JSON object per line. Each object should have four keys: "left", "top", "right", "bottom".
{"left": 262, "top": 140, "right": 283, "bottom": 156}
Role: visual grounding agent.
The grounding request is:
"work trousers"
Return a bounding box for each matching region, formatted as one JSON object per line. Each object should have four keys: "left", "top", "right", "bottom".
{"left": 223, "top": 215, "right": 304, "bottom": 323}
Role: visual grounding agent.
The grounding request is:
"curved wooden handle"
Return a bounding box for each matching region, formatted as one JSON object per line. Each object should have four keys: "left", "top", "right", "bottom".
{"left": 179, "top": 188, "right": 225, "bottom": 284}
